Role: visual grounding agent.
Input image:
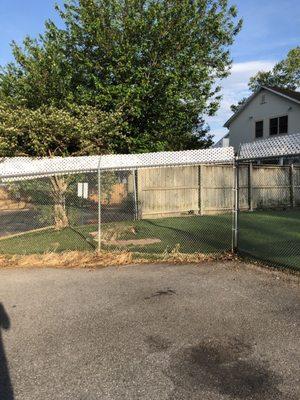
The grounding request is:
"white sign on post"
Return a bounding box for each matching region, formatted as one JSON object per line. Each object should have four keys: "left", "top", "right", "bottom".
{"left": 77, "top": 182, "right": 89, "bottom": 199}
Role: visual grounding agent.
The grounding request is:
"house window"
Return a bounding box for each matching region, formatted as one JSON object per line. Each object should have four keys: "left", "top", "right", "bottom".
{"left": 279, "top": 115, "right": 288, "bottom": 134}
{"left": 255, "top": 120, "right": 264, "bottom": 138}
{"left": 270, "top": 118, "right": 278, "bottom": 135}
{"left": 269, "top": 115, "right": 288, "bottom": 135}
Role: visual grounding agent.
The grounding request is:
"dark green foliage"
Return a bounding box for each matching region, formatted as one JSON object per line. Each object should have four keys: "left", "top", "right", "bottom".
{"left": 0, "top": 0, "right": 242, "bottom": 154}
{"left": 248, "top": 47, "right": 300, "bottom": 92}
{"left": 230, "top": 97, "right": 247, "bottom": 113}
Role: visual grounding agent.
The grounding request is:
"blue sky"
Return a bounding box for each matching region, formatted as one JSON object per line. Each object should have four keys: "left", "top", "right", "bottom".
{"left": 0, "top": 0, "right": 299, "bottom": 142}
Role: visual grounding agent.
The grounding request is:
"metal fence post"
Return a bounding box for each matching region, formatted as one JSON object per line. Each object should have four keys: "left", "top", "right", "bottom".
{"left": 97, "top": 156, "right": 102, "bottom": 252}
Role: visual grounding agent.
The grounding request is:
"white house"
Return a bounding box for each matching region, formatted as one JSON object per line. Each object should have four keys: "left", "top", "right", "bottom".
{"left": 223, "top": 86, "right": 300, "bottom": 151}
{"left": 213, "top": 134, "right": 229, "bottom": 148}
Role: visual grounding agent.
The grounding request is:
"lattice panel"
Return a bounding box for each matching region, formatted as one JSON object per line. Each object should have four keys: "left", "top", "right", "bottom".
{"left": 0, "top": 147, "right": 234, "bottom": 181}
{"left": 238, "top": 133, "right": 300, "bottom": 161}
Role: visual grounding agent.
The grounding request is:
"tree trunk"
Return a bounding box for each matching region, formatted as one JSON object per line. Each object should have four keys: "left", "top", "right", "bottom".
{"left": 50, "top": 176, "right": 69, "bottom": 230}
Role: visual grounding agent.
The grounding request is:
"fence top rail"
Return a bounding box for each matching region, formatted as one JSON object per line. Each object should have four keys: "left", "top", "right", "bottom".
{"left": 238, "top": 132, "right": 300, "bottom": 161}
{"left": 239, "top": 164, "right": 296, "bottom": 169}
{"left": 0, "top": 147, "right": 235, "bottom": 181}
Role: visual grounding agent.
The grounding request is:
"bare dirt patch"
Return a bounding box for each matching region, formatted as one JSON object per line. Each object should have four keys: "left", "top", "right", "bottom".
{"left": 103, "top": 238, "right": 161, "bottom": 246}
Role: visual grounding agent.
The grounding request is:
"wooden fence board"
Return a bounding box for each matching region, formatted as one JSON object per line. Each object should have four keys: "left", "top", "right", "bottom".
{"left": 136, "top": 164, "right": 300, "bottom": 219}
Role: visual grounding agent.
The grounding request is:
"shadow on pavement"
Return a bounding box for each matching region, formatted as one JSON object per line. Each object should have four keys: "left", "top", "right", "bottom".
{"left": 0, "top": 303, "right": 14, "bottom": 400}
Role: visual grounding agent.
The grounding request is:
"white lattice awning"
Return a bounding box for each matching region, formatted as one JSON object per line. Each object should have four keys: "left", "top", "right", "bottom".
{"left": 238, "top": 133, "right": 300, "bottom": 161}
{"left": 0, "top": 147, "right": 235, "bottom": 181}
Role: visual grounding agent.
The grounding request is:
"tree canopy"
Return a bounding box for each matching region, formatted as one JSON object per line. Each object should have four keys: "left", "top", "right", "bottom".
{"left": 248, "top": 47, "right": 300, "bottom": 92}
{"left": 231, "top": 47, "right": 300, "bottom": 113}
{"left": 0, "top": 0, "right": 242, "bottom": 156}
{"left": 0, "top": 104, "right": 125, "bottom": 157}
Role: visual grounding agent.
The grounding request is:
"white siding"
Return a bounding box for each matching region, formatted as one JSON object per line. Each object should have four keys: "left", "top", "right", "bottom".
{"left": 228, "top": 89, "right": 300, "bottom": 151}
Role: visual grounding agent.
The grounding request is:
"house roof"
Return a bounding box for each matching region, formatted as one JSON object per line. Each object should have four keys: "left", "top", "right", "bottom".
{"left": 224, "top": 86, "right": 300, "bottom": 128}
{"left": 213, "top": 133, "right": 229, "bottom": 148}
{"left": 268, "top": 86, "right": 300, "bottom": 102}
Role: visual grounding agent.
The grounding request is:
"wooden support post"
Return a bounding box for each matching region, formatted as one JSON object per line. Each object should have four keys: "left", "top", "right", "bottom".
{"left": 290, "top": 164, "right": 295, "bottom": 208}
{"left": 248, "top": 163, "right": 253, "bottom": 211}
{"left": 133, "top": 169, "right": 139, "bottom": 220}
{"left": 232, "top": 162, "right": 239, "bottom": 252}
{"left": 198, "top": 165, "right": 203, "bottom": 215}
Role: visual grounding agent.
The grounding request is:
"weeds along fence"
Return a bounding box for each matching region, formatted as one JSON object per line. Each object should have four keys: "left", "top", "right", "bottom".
{"left": 0, "top": 133, "right": 300, "bottom": 270}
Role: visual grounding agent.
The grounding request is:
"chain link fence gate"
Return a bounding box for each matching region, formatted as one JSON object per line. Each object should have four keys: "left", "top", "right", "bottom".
{"left": 237, "top": 133, "right": 300, "bottom": 270}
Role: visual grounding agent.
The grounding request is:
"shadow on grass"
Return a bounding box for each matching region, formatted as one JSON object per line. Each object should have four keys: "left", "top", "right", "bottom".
{"left": 131, "top": 215, "right": 233, "bottom": 254}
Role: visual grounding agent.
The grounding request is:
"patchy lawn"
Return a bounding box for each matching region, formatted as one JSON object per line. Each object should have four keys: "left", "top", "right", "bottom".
{"left": 0, "top": 209, "right": 299, "bottom": 270}
{"left": 0, "top": 214, "right": 233, "bottom": 255}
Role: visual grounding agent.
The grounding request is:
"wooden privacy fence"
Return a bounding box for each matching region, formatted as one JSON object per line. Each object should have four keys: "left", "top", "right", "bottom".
{"left": 133, "top": 164, "right": 300, "bottom": 219}
{"left": 238, "top": 164, "right": 300, "bottom": 210}
{"left": 136, "top": 164, "right": 235, "bottom": 218}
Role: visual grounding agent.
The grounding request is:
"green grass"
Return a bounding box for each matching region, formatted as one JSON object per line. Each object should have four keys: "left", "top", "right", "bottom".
{"left": 101, "top": 214, "right": 233, "bottom": 254}
{"left": 0, "top": 227, "right": 96, "bottom": 254}
{"left": 239, "top": 209, "right": 300, "bottom": 270}
{"left": 0, "top": 210, "right": 299, "bottom": 270}
{"left": 0, "top": 214, "right": 233, "bottom": 255}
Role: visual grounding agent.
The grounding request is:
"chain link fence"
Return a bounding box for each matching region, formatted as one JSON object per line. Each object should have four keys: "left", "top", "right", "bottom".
{"left": 0, "top": 173, "right": 98, "bottom": 254}
{"left": 0, "top": 163, "right": 235, "bottom": 259}
{"left": 0, "top": 137, "right": 300, "bottom": 270}
{"left": 97, "top": 165, "right": 235, "bottom": 258}
{"left": 237, "top": 159, "right": 300, "bottom": 270}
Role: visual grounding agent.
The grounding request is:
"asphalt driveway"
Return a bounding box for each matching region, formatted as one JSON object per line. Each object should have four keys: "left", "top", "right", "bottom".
{"left": 0, "top": 262, "right": 299, "bottom": 400}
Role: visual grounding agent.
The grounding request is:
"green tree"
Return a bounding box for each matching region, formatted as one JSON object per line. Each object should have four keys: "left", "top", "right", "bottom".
{"left": 0, "top": 1, "right": 242, "bottom": 227}
{"left": 249, "top": 47, "right": 300, "bottom": 92}
{"left": 231, "top": 47, "right": 300, "bottom": 113}
{"left": 0, "top": 0, "right": 242, "bottom": 152}
{"left": 230, "top": 97, "right": 247, "bottom": 113}
{"left": 0, "top": 104, "right": 125, "bottom": 228}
